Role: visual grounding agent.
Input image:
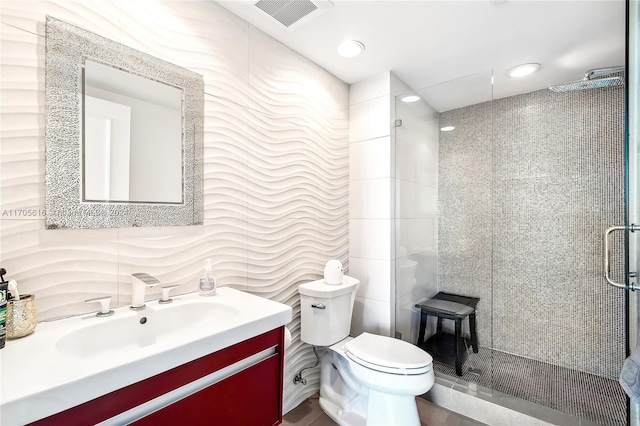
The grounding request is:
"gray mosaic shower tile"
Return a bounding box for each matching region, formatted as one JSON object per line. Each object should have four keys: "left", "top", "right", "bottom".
{"left": 439, "top": 84, "right": 625, "bottom": 383}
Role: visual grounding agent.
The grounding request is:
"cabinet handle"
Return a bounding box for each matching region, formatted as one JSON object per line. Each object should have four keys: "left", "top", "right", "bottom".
{"left": 311, "top": 303, "right": 326, "bottom": 309}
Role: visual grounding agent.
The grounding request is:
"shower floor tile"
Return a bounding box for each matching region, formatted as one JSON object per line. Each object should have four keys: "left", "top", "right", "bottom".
{"left": 431, "top": 347, "right": 626, "bottom": 426}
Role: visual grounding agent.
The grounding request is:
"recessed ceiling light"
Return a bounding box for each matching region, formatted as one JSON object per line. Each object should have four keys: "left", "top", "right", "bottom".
{"left": 506, "top": 63, "right": 541, "bottom": 78}
{"left": 337, "top": 40, "right": 365, "bottom": 58}
{"left": 440, "top": 126, "right": 456, "bottom": 132}
{"left": 401, "top": 95, "right": 420, "bottom": 103}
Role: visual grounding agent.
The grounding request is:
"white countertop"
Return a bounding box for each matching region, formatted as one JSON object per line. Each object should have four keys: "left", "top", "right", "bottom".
{"left": 0, "top": 287, "right": 292, "bottom": 425}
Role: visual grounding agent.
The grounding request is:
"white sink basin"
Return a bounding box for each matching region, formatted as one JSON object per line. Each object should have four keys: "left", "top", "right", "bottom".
{"left": 56, "top": 301, "right": 240, "bottom": 359}
{"left": 1, "top": 287, "right": 291, "bottom": 425}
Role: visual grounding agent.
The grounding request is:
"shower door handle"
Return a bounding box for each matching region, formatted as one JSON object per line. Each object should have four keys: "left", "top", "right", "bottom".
{"left": 604, "top": 224, "right": 640, "bottom": 289}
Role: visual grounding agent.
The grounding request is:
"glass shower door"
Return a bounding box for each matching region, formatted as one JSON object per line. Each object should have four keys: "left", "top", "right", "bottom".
{"left": 394, "top": 70, "right": 494, "bottom": 391}
{"left": 397, "top": 59, "right": 629, "bottom": 426}
{"left": 628, "top": 0, "right": 640, "bottom": 424}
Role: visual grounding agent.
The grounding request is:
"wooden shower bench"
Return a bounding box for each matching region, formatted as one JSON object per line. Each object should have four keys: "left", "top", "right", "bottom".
{"left": 415, "top": 292, "right": 479, "bottom": 376}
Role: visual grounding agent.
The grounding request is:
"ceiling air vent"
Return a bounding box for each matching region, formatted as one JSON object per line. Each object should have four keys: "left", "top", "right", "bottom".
{"left": 254, "top": 0, "right": 333, "bottom": 30}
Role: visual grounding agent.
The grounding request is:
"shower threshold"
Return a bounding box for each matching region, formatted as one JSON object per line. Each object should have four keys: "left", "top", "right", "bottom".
{"left": 427, "top": 347, "right": 626, "bottom": 426}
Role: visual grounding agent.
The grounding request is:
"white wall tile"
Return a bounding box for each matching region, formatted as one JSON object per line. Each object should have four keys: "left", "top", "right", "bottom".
{"left": 364, "top": 259, "right": 391, "bottom": 302}
{"left": 416, "top": 184, "right": 438, "bottom": 218}
{"left": 396, "top": 257, "right": 418, "bottom": 299}
{"left": 350, "top": 72, "right": 390, "bottom": 105}
{"left": 396, "top": 180, "right": 416, "bottom": 219}
{"left": 352, "top": 258, "right": 391, "bottom": 302}
{"left": 351, "top": 296, "right": 391, "bottom": 337}
{"left": 349, "top": 179, "right": 367, "bottom": 219}
{"left": 348, "top": 137, "right": 391, "bottom": 180}
{"left": 0, "top": 220, "right": 120, "bottom": 320}
{"left": 348, "top": 256, "right": 368, "bottom": 283}
{"left": 349, "top": 102, "right": 368, "bottom": 143}
{"left": 368, "top": 95, "right": 391, "bottom": 139}
{"left": 367, "top": 178, "right": 391, "bottom": 219}
{"left": 349, "top": 219, "right": 391, "bottom": 260}
{"left": 395, "top": 291, "right": 424, "bottom": 344}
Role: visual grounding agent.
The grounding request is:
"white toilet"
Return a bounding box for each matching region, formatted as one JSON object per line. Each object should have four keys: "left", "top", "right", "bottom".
{"left": 299, "top": 275, "right": 434, "bottom": 426}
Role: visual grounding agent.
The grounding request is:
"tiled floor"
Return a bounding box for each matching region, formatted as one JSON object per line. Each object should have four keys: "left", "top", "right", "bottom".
{"left": 282, "top": 394, "right": 486, "bottom": 426}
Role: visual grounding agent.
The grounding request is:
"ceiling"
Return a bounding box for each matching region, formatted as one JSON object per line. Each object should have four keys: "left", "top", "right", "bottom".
{"left": 216, "top": 0, "right": 625, "bottom": 111}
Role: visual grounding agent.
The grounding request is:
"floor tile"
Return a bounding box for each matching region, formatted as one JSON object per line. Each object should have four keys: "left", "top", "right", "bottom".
{"left": 282, "top": 395, "right": 325, "bottom": 426}
{"left": 283, "top": 396, "right": 485, "bottom": 426}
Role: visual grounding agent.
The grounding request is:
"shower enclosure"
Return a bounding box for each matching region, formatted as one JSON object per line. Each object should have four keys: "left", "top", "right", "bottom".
{"left": 393, "top": 5, "right": 638, "bottom": 425}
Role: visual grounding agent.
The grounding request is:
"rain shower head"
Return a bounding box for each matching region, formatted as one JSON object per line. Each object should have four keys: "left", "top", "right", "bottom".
{"left": 548, "top": 76, "right": 623, "bottom": 92}
{"left": 548, "top": 66, "right": 624, "bottom": 92}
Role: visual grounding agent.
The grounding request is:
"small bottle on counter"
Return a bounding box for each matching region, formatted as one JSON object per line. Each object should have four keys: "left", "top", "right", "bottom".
{"left": 199, "top": 259, "right": 216, "bottom": 297}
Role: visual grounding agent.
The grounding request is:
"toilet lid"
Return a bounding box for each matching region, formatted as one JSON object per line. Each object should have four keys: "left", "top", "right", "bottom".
{"left": 345, "top": 333, "right": 432, "bottom": 375}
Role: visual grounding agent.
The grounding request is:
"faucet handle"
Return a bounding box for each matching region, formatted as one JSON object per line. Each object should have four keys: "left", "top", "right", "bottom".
{"left": 131, "top": 272, "right": 160, "bottom": 286}
{"left": 159, "top": 285, "right": 180, "bottom": 304}
{"left": 85, "top": 296, "right": 114, "bottom": 317}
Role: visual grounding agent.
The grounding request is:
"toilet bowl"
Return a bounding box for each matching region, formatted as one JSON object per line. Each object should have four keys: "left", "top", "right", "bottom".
{"left": 298, "top": 274, "right": 434, "bottom": 426}
{"left": 319, "top": 333, "right": 434, "bottom": 426}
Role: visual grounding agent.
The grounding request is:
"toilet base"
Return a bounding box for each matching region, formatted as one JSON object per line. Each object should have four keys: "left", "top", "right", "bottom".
{"left": 319, "top": 348, "right": 423, "bottom": 426}
{"left": 319, "top": 396, "right": 365, "bottom": 426}
{"left": 366, "top": 390, "right": 420, "bottom": 425}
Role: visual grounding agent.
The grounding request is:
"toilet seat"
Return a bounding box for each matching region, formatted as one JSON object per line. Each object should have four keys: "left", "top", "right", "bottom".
{"left": 345, "top": 333, "right": 432, "bottom": 375}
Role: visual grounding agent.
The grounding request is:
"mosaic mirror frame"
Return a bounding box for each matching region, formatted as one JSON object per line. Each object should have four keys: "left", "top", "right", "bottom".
{"left": 44, "top": 16, "right": 203, "bottom": 229}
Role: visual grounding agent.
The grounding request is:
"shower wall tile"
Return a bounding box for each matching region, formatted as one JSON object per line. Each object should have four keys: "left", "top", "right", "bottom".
{"left": 352, "top": 296, "right": 391, "bottom": 337}
{"left": 366, "top": 178, "right": 392, "bottom": 219}
{"left": 396, "top": 218, "right": 438, "bottom": 257}
{"left": 350, "top": 72, "right": 391, "bottom": 105}
{"left": 349, "top": 136, "right": 392, "bottom": 180}
{"left": 396, "top": 181, "right": 438, "bottom": 219}
{"left": 350, "top": 178, "right": 392, "bottom": 220}
{"left": 349, "top": 219, "right": 392, "bottom": 261}
{"left": 368, "top": 95, "right": 391, "bottom": 139}
{"left": 349, "top": 102, "right": 368, "bottom": 143}
{"left": 0, "top": 0, "right": 348, "bottom": 414}
{"left": 439, "top": 86, "right": 625, "bottom": 378}
{"left": 396, "top": 290, "right": 429, "bottom": 343}
{"left": 350, "top": 257, "right": 392, "bottom": 302}
{"left": 349, "top": 179, "right": 368, "bottom": 218}
{"left": 349, "top": 74, "right": 396, "bottom": 338}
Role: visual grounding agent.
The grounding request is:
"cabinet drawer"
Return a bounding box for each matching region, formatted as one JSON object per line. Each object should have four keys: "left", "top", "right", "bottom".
{"left": 132, "top": 354, "right": 281, "bottom": 426}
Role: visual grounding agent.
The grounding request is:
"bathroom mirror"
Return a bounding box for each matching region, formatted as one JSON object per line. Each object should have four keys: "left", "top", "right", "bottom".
{"left": 83, "top": 59, "right": 184, "bottom": 204}
{"left": 45, "top": 16, "right": 203, "bottom": 229}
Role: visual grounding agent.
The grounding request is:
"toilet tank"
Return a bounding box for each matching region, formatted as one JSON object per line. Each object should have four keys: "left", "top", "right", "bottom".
{"left": 298, "top": 275, "right": 359, "bottom": 346}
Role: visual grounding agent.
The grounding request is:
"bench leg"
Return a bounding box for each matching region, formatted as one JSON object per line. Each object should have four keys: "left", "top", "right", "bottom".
{"left": 417, "top": 311, "right": 427, "bottom": 346}
{"left": 469, "top": 312, "right": 479, "bottom": 353}
{"left": 455, "top": 319, "right": 463, "bottom": 376}
{"left": 437, "top": 317, "right": 443, "bottom": 334}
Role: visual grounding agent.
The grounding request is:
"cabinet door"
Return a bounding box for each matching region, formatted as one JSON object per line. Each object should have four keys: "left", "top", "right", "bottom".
{"left": 131, "top": 354, "right": 281, "bottom": 426}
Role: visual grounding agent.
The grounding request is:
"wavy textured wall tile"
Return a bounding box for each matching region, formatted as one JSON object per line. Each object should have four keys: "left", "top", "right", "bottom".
{"left": 0, "top": 0, "right": 348, "bottom": 415}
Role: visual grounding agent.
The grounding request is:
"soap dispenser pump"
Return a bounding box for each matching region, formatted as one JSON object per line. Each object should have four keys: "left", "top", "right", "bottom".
{"left": 199, "top": 259, "right": 216, "bottom": 296}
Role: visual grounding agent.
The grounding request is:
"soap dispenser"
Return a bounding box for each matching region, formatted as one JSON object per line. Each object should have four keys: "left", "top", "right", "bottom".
{"left": 199, "top": 259, "right": 216, "bottom": 296}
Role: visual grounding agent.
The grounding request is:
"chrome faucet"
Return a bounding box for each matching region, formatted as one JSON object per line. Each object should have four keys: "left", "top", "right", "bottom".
{"left": 131, "top": 273, "right": 160, "bottom": 310}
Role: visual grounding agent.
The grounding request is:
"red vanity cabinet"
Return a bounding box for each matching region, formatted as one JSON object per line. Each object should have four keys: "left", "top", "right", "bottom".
{"left": 30, "top": 327, "right": 285, "bottom": 426}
